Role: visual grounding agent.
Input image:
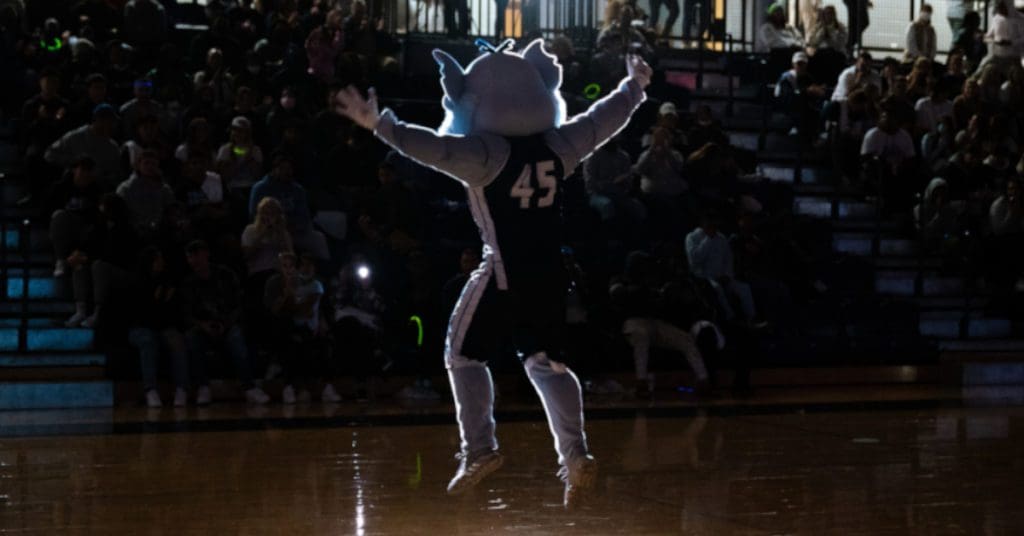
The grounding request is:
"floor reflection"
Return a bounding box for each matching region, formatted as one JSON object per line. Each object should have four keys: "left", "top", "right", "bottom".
{"left": 1, "top": 406, "right": 1022, "bottom": 534}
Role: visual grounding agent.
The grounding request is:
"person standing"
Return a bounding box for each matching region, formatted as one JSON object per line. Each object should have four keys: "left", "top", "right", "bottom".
{"left": 904, "top": 4, "right": 937, "bottom": 63}
{"left": 843, "top": 0, "right": 871, "bottom": 52}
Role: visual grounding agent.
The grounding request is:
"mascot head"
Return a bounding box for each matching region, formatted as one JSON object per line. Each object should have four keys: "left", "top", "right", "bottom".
{"left": 432, "top": 38, "right": 567, "bottom": 137}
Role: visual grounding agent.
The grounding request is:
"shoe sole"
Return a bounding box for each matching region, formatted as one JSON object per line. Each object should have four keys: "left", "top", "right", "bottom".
{"left": 446, "top": 454, "right": 504, "bottom": 496}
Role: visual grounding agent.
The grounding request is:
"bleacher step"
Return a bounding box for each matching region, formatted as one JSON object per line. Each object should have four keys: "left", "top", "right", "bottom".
{"left": 0, "top": 380, "right": 113, "bottom": 409}
{"left": 0, "top": 353, "right": 106, "bottom": 368}
{"left": 0, "top": 326, "right": 94, "bottom": 352}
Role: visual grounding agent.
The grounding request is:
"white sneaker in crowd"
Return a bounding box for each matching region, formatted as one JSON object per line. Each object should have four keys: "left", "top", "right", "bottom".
{"left": 321, "top": 384, "right": 342, "bottom": 403}
{"left": 264, "top": 362, "right": 282, "bottom": 381}
{"left": 196, "top": 385, "right": 212, "bottom": 406}
{"left": 173, "top": 388, "right": 187, "bottom": 407}
{"left": 64, "top": 308, "right": 88, "bottom": 328}
{"left": 80, "top": 313, "right": 99, "bottom": 329}
{"left": 145, "top": 389, "right": 162, "bottom": 409}
{"left": 245, "top": 387, "right": 270, "bottom": 405}
{"left": 282, "top": 385, "right": 297, "bottom": 405}
{"left": 53, "top": 259, "right": 68, "bottom": 278}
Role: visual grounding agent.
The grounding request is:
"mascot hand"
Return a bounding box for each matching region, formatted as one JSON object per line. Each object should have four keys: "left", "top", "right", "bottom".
{"left": 334, "top": 86, "right": 380, "bottom": 130}
{"left": 626, "top": 54, "right": 652, "bottom": 90}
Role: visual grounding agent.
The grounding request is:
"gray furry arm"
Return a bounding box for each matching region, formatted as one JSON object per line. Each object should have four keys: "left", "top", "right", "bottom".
{"left": 373, "top": 109, "right": 510, "bottom": 187}
{"left": 546, "top": 78, "right": 646, "bottom": 173}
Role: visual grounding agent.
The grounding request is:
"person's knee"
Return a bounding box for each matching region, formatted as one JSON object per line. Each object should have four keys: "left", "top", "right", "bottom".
{"left": 446, "top": 352, "right": 486, "bottom": 370}
{"left": 129, "top": 328, "right": 156, "bottom": 348}
{"left": 523, "top": 352, "right": 569, "bottom": 376}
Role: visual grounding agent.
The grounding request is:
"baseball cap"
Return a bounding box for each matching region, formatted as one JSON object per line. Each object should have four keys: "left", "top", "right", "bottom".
{"left": 92, "top": 103, "right": 118, "bottom": 120}
{"left": 659, "top": 102, "right": 678, "bottom": 116}
{"left": 792, "top": 51, "right": 809, "bottom": 64}
{"left": 230, "top": 116, "right": 252, "bottom": 129}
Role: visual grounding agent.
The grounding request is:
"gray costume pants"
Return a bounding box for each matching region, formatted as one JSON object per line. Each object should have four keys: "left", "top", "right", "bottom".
{"left": 447, "top": 353, "right": 588, "bottom": 467}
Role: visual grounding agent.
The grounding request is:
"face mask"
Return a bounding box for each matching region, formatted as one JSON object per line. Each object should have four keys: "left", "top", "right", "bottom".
{"left": 280, "top": 96, "right": 296, "bottom": 110}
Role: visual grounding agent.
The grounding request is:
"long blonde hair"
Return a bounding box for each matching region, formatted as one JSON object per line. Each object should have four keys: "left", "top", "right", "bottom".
{"left": 253, "top": 197, "right": 291, "bottom": 245}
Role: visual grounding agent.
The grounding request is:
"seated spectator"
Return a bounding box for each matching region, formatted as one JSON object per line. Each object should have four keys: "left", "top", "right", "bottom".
{"left": 18, "top": 69, "right": 70, "bottom": 203}
{"left": 880, "top": 75, "right": 916, "bottom": 131}
{"left": 593, "top": 3, "right": 653, "bottom": 89}
{"left": 192, "top": 48, "right": 233, "bottom": 108}
{"left": 635, "top": 126, "right": 688, "bottom": 196}
{"left": 175, "top": 117, "right": 215, "bottom": 163}
{"left": 756, "top": 2, "right": 804, "bottom": 53}
{"left": 686, "top": 105, "right": 730, "bottom": 149}
{"left": 980, "top": 1, "right": 1024, "bottom": 75}
{"left": 954, "top": 11, "right": 988, "bottom": 73}
{"left": 130, "top": 247, "right": 189, "bottom": 408}
{"left": 944, "top": 50, "right": 969, "bottom": 93}
{"left": 121, "top": 114, "right": 171, "bottom": 176}
{"left": 611, "top": 250, "right": 710, "bottom": 397}
{"left": 122, "top": 0, "right": 168, "bottom": 50}
{"left": 119, "top": 78, "right": 165, "bottom": 139}
{"left": 987, "top": 177, "right": 1024, "bottom": 308}
{"left": 952, "top": 79, "right": 981, "bottom": 130}
{"left": 48, "top": 157, "right": 103, "bottom": 278}
{"left": 249, "top": 153, "right": 329, "bottom": 260}
{"left": 915, "top": 178, "right": 963, "bottom": 252}
{"left": 264, "top": 252, "right": 340, "bottom": 404}
{"left": 921, "top": 116, "right": 957, "bottom": 172}
{"left": 330, "top": 256, "right": 389, "bottom": 400}
{"left": 176, "top": 154, "right": 232, "bottom": 245}
{"left": 775, "top": 51, "right": 827, "bottom": 138}
{"left": 66, "top": 194, "right": 140, "bottom": 328}
{"left": 904, "top": 4, "right": 937, "bottom": 63}
{"left": 71, "top": 73, "right": 111, "bottom": 127}
{"left": 45, "top": 104, "right": 121, "bottom": 189}
{"left": 266, "top": 87, "right": 307, "bottom": 149}
{"left": 806, "top": 5, "right": 847, "bottom": 84}
{"left": 305, "top": 23, "right": 343, "bottom": 83}
{"left": 685, "top": 212, "right": 761, "bottom": 325}
{"left": 116, "top": 149, "right": 176, "bottom": 234}
{"left": 181, "top": 240, "right": 270, "bottom": 405}
{"left": 990, "top": 177, "right": 1024, "bottom": 236}
{"left": 641, "top": 102, "right": 687, "bottom": 151}
{"left": 915, "top": 78, "right": 953, "bottom": 135}
{"left": 583, "top": 137, "right": 644, "bottom": 223}
{"left": 215, "top": 116, "right": 264, "bottom": 191}
{"left": 861, "top": 111, "right": 917, "bottom": 209}
{"left": 906, "top": 58, "right": 934, "bottom": 101}
{"left": 831, "top": 52, "right": 880, "bottom": 103}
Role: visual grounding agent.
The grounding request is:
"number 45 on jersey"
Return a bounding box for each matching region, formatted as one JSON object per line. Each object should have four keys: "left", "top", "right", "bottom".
{"left": 509, "top": 160, "right": 557, "bottom": 210}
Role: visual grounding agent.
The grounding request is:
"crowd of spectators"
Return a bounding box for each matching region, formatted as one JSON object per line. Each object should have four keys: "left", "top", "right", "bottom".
{"left": 3, "top": 0, "right": 1024, "bottom": 405}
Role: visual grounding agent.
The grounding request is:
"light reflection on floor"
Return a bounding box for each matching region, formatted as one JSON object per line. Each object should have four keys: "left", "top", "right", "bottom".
{"left": 0, "top": 390, "right": 1023, "bottom": 534}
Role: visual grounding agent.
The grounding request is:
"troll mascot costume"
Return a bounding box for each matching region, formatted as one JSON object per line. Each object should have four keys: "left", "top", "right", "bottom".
{"left": 336, "top": 38, "right": 651, "bottom": 508}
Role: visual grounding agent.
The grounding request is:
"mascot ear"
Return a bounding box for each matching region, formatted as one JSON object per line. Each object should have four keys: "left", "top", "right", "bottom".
{"left": 432, "top": 49, "right": 466, "bottom": 101}
{"left": 521, "top": 39, "right": 561, "bottom": 91}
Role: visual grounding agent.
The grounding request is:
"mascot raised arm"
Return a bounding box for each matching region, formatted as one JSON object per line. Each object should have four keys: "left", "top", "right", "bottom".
{"left": 336, "top": 38, "right": 651, "bottom": 509}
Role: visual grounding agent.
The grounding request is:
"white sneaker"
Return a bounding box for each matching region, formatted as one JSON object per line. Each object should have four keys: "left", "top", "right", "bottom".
{"left": 64, "top": 310, "right": 88, "bottom": 328}
{"left": 80, "top": 313, "right": 99, "bottom": 329}
{"left": 264, "top": 362, "right": 282, "bottom": 380}
{"left": 145, "top": 389, "right": 162, "bottom": 408}
{"left": 297, "top": 389, "right": 312, "bottom": 403}
{"left": 282, "top": 385, "right": 297, "bottom": 405}
{"left": 321, "top": 383, "right": 341, "bottom": 403}
{"left": 173, "top": 388, "right": 187, "bottom": 407}
{"left": 245, "top": 387, "right": 270, "bottom": 405}
{"left": 196, "top": 385, "right": 212, "bottom": 406}
{"left": 53, "top": 259, "right": 68, "bottom": 278}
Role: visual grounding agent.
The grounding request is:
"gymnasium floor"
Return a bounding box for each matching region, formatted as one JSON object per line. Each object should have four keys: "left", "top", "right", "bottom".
{"left": 1, "top": 386, "right": 1023, "bottom": 535}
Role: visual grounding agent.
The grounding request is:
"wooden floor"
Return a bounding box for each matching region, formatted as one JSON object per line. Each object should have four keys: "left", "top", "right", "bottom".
{"left": 2, "top": 387, "right": 1023, "bottom": 535}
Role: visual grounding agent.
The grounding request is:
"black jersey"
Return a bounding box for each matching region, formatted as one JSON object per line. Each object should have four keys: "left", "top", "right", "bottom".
{"left": 468, "top": 134, "right": 566, "bottom": 291}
